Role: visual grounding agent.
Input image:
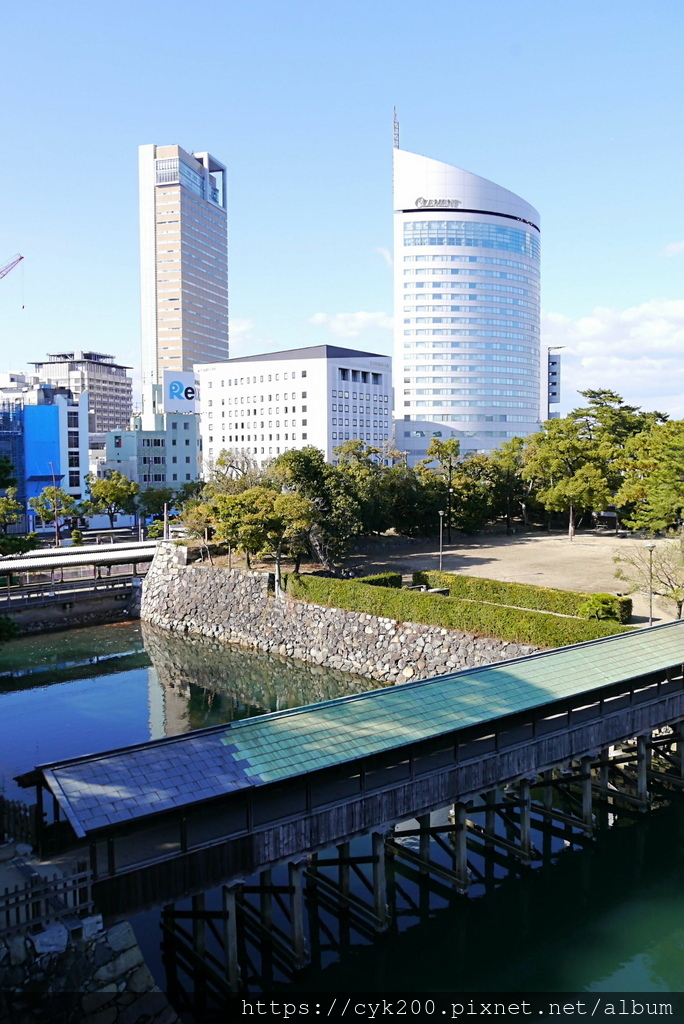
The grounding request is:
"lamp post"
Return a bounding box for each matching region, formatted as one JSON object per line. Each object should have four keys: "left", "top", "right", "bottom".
{"left": 48, "top": 461, "right": 60, "bottom": 548}
{"left": 438, "top": 510, "right": 445, "bottom": 571}
{"left": 645, "top": 542, "right": 656, "bottom": 627}
{"left": 447, "top": 487, "right": 454, "bottom": 544}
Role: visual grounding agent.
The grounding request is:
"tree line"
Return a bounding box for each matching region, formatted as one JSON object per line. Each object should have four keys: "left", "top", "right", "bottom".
{"left": 176, "top": 388, "right": 684, "bottom": 583}
{"left": 2, "top": 388, "right": 683, "bottom": 569}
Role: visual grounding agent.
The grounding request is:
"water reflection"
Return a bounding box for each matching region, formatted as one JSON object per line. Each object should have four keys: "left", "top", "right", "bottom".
{"left": 141, "top": 622, "right": 372, "bottom": 736}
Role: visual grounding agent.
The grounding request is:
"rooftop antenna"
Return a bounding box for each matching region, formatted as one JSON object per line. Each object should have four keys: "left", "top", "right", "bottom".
{"left": 393, "top": 107, "right": 400, "bottom": 149}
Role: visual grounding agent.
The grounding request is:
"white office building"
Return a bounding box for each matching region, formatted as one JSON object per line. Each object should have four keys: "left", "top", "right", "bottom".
{"left": 139, "top": 144, "right": 229, "bottom": 388}
{"left": 194, "top": 345, "right": 392, "bottom": 469}
{"left": 394, "top": 147, "right": 541, "bottom": 460}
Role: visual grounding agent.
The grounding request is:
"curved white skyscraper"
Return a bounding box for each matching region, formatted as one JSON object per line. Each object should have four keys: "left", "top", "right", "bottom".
{"left": 394, "top": 148, "right": 540, "bottom": 459}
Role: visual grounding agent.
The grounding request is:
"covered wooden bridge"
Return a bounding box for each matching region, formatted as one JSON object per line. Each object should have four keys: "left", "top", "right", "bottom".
{"left": 17, "top": 620, "right": 684, "bottom": 921}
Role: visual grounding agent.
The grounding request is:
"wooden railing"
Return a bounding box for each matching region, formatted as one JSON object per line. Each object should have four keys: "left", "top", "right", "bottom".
{"left": 0, "top": 796, "right": 36, "bottom": 846}
{"left": 0, "top": 863, "right": 93, "bottom": 937}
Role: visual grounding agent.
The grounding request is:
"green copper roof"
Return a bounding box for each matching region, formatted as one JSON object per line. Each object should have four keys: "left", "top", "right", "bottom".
{"left": 221, "top": 621, "right": 684, "bottom": 782}
{"left": 30, "top": 621, "right": 684, "bottom": 837}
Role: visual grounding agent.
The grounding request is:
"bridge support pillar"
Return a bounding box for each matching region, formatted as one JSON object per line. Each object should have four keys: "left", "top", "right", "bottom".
{"left": 454, "top": 803, "right": 468, "bottom": 889}
{"left": 417, "top": 814, "right": 431, "bottom": 871}
{"left": 542, "top": 771, "right": 553, "bottom": 811}
{"left": 338, "top": 841, "right": 350, "bottom": 899}
{"left": 485, "top": 790, "right": 497, "bottom": 841}
{"left": 192, "top": 892, "right": 205, "bottom": 961}
{"left": 289, "top": 861, "right": 308, "bottom": 967}
{"left": 581, "top": 756, "right": 593, "bottom": 829}
{"left": 372, "top": 832, "right": 389, "bottom": 931}
{"left": 260, "top": 868, "right": 273, "bottom": 930}
{"left": 599, "top": 748, "right": 610, "bottom": 790}
{"left": 221, "top": 886, "right": 241, "bottom": 992}
{"left": 519, "top": 781, "right": 531, "bottom": 858}
{"left": 637, "top": 735, "right": 651, "bottom": 806}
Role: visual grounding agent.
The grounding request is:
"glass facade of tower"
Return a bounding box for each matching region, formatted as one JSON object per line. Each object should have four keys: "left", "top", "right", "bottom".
{"left": 139, "top": 144, "right": 229, "bottom": 387}
{"left": 394, "top": 149, "right": 540, "bottom": 460}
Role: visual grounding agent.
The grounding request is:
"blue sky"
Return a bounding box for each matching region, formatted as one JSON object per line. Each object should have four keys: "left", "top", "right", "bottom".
{"left": 1, "top": 0, "right": 682, "bottom": 414}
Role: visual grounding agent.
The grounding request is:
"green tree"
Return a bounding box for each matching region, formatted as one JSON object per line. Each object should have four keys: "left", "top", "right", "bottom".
{"left": 614, "top": 539, "right": 684, "bottom": 619}
{"left": 334, "top": 440, "right": 389, "bottom": 535}
{"left": 84, "top": 471, "right": 139, "bottom": 528}
{"left": 202, "top": 448, "right": 265, "bottom": 497}
{"left": 449, "top": 454, "right": 499, "bottom": 534}
{"left": 178, "top": 501, "right": 216, "bottom": 563}
{"left": 29, "top": 487, "right": 80, "bottom": 543}
{"left": 380, "top": 463, "right": 443, "bottom": 537}
{"left": 0, "top": 533, "right": 40, "bottom": 556}
{"left": 213, "top": 486, "right": 316, "bottom": 592}
{"left": 522, "top": 418, "right": 611, "bottom": 539}
{"left": 137, "top": 486, "right": 175, "bottom": 521}
{"left": 0, "top": 457, "right": 17, "bottom": 491}
{"left": 0, "top": 487, "right": 23, "bottom": 533}
{"left": 489, "top": 437, "right": 541, "bottom": 530}
{"left": 417, "top": 438, "right": 461, "bottom": 541}
{"left": 273, "top": 447, "right": 363, "bottom": 571}
{"left": 616, "top": 420, "right": 684, "bottom": 532}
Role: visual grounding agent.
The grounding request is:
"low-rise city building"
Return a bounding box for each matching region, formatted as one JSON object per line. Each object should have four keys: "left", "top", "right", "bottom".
{"left": 0, "top": 373, "right": 90, "bottom": 531}
{"left": 29, "top": 351, "right": 133, "bottom": 431}
{"left": 100, "top": 374, "right": 201, "bottom": 488}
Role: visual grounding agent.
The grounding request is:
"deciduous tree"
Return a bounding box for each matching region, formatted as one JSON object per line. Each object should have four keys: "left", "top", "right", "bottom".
{"left": 84, "top": 472, "right": 139, "bottom": 529}
{"left": 614, "top": 539, "right": 684, "bottom": 619}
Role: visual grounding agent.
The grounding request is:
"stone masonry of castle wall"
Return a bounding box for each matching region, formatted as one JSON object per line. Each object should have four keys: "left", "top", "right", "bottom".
{"left": 140, "top": 544, "right": 538, "bottom": 683}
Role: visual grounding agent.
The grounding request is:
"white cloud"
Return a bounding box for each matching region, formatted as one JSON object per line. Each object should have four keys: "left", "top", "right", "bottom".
{"left": 227, "top": 318, "right": 277, "bottom": 359}
{"left": 309, "top": 311, "right": 393, "bottom": 338}
{"left": 542, "top": 300, "right": 684, "bottom": 417}
{"left": 375, "top": 246, "right": 393, "bottom": 268}
{"left": 664, "top": 240, "right": 684, "bottom": 256}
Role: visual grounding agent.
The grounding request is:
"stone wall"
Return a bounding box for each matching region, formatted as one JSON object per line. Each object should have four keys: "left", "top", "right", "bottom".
{"left": 0, "top": 920, "right": 178, "bottom": 1024}
{"left": 141, "top": 544, "right": 537, "bottom": 683}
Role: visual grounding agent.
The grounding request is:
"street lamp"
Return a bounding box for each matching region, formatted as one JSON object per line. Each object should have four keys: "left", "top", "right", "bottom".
{"left": 645, "top": 541, "right": 656, "bottom": 627}
{"left": 447, "top": 487, "right": 454, "bottom": 545}
{"left": 438, "top": 510, "right": 445, "bottom": 571}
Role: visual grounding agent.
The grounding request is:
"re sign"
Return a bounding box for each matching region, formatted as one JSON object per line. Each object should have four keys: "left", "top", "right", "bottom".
{"left": 169, "top": 381, "right": 195, "bottom": 401}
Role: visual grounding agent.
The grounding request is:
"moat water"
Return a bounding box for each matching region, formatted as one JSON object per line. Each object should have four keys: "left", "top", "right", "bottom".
{"left": 2, "top": 622, "right": 684, "bottom": 1001}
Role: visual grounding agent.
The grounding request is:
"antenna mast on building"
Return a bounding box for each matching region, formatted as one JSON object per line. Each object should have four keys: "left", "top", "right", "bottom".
{"left": 393, "top": 107, "right": 400, "bottom": 149}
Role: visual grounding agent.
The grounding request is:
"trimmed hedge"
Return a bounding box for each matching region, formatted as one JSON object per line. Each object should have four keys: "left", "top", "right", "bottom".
{"left": 356, "top": 572, "right": 403, "bottom": 588}
{"left": 413, "top": 571, "right": 632, "bottom": 625}
{"left": 283, "top": 574, "right": 632, "bottom": 649}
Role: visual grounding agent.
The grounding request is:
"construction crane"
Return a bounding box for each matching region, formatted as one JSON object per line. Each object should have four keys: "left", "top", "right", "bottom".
{"left": 0, "top": 254, "right": 24, "bottom": 281}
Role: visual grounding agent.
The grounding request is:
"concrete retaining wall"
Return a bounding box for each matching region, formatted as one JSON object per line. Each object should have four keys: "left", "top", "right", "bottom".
{"left": 141, "top": 544, "right": 537, "bottom": 683}
{"left": 1, "top": 586, "right": 140, "bottom": 635}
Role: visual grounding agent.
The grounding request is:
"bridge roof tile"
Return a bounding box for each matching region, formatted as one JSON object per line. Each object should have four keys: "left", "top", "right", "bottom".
{"left": 31, "top": 621, "right": 684, "bottom": 837}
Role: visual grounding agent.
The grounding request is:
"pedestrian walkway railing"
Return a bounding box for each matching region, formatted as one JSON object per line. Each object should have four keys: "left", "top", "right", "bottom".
{"left": 0, "top": 863, "right": 93, "bottom": 938}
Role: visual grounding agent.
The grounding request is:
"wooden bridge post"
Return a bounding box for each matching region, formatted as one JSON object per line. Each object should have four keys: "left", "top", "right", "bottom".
{"left": 288, "top": 861, "right": 307, "bottom": 967}
{"left": 372, "top": 832, "right": 388, "bottom": 931}
{"left": 519, "top": 781, "right": 531, "bottom": 858}
{"left": 338, "top": 841, "right": 350, "bottom": 900}
{"left": 221, "top": 886, "right": 241, "bottom": 992}
{"left": 260, "top": 868, "right": 273, "bottom": 930}
{"left": 485, "top": 790, "right": 497, "bottom": 843}
{"left": 637, "top": 735, "right": 651, "bottom": 806}
{"left": 192, "top": 892, "right": 206, "bottom": 961}
{"left": 581, "top": 756, "right": 593, "bottom": 829}
{"left": 417, "top": 814, "right": 431, "bottom": 872}
{"left": 542, "top": 771, "right": 554, "bottom": 811}
{"left": 453, "top": 803, "right": 468, "bottom": 890}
